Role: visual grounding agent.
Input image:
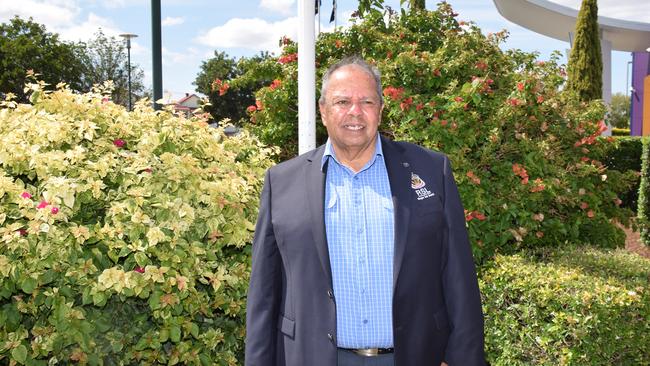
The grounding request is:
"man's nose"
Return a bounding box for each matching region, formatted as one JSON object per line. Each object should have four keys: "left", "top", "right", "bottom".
{"left": 347, "top": 102, "right": 363, "bottom": 115}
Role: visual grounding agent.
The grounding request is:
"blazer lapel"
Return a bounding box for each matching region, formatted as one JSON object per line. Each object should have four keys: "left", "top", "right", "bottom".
{"left": 381, "top": 136, "right": 412, "bottom": 290}
{"left": 305, "top": 146, "right": 334, "bottom": 288}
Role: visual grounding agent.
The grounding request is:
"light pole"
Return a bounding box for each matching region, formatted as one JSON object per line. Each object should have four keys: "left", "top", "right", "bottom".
{"left": 119, "top": 33, "right": 138, "bottom": 111}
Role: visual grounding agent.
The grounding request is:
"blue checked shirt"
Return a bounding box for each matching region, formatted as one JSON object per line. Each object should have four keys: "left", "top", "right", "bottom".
{"left": 321, "top": 135, "right": 395, "bottom": 349}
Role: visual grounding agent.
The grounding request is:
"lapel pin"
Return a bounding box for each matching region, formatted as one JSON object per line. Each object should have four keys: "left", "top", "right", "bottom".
{"left": 402, "top": 162, "right": 409, "bottom": 168}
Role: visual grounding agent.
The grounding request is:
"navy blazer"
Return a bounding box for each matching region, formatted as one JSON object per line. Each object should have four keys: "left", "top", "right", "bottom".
{"left": 245, "top": 136, "right": 486, "bottom": 366}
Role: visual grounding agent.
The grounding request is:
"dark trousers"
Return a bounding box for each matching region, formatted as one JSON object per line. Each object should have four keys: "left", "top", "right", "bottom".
{"left": 337, "top": 349, "right": 395, "bottom": 366}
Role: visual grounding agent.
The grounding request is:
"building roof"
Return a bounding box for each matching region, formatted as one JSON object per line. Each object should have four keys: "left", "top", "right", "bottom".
{"left": 492, "top": 0, "right": 650, "bottom": 52}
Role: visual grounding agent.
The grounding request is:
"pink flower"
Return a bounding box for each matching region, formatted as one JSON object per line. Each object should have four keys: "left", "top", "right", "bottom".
{"left": 21, "top": 191, "right": 32, "bottom": 199}
{"left": 246, "top": 105, "right": 257, "bottom": 113}
{"left": 50, "top": 207, "right": 59, "bottom": 214}
{"left": 134, "top": 267, "right": 145, "bottom": 273}
{"left": 587, "top": 210, "right": 595, "bottom": 218}
{"left": 113, "top": 139, "right": 126, "bottom": 148}
{"left": 269, "top": 79, "right": 282, "bottom": 91}
{"left": 580, "top": 202, "right": 589, "bottom": 210}
{"left": 18, "top": 229, "right": 28, "bottom": 236}
{"left": 37, "top": 200, "right": 48, "bottom": 209}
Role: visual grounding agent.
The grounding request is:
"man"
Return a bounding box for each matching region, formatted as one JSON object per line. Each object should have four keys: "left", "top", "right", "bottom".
{"left": 245, "top": 56, "right": 485, "bottom": 366}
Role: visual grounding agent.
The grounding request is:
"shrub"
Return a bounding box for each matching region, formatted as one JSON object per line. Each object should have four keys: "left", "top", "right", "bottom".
{"left": 481, "top": 246, "right": 650, "bottom": 365}
{"left": 0, "top": 80, "right": 275, "bottom": 364}
{"left": 611, "top": 127, "right": 630, "bottom": 136}
{"left": 234, "top": 2, "right": 635, "bottom": 261}
{"left": 638, "top": 137, "right": 650, "bottom": 245}
{"left": 600, "top": 136, "right": 642, "bottom": 211}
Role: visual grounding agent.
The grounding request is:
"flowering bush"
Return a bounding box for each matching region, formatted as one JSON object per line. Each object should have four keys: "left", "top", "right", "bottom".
{"left": 481, "top": 246, "right": 650, "bottom": 365}
{"left": 233, "top": 3, "right": 635, "bottom": 261}
{"left": 0, "top": 81, "right": 275, "bottom": 364}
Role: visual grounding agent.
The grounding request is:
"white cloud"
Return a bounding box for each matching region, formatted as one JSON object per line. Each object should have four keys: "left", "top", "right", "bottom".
{"left": 196, "top": 17, "right": 298, "bottom": 53}
{"left": 162, "top": 16, "right": 185, "bottom": 27}
{"left": 55, "top": 12, "right": 121, "bottom": 42}
{"left": 260, "top": 0, "right": 295, "bottom": 15}
{"left": 162, "top": 46, "right": 199, "bottom": 65}
{"left": 0, "top": 0, "right": 79, "bottom": 28}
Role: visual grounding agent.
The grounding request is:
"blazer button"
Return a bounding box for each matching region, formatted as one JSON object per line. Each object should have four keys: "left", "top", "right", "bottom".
{"left": 327, "top": 289, "right": 334, "bottom": 299}
{"left": 327, "top": 333, "right": 335, "bottom": 344}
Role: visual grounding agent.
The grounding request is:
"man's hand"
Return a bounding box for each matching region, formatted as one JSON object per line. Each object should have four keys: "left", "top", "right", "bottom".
{"left": 441, "top": 363, "right": 448, "bottom": 366}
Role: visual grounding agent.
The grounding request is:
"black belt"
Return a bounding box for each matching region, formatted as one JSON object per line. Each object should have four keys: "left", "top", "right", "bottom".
{"left": 340, "top": 348, "right": 394, "bottom": 357}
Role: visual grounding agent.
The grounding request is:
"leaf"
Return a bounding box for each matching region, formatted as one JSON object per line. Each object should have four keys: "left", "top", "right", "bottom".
{"left": 11, "top": 344, "right": 27, "bottom": 364}
{"left": 20, "top": 277, "right": 37, "bottom": 294}
{"left": 170, "top": 325, "right": 181, "bottom": 343}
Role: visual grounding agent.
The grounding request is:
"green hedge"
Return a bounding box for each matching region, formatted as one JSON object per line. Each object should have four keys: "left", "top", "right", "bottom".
{"left": 601, "top": 136, "right": 642, "bottom": 211}
{"left": 0, "top": 82, "right": 275, "bottom": 364}
{"left": 481, "top": 246, "right": 650, "bottom": 365}
{"left": 611, "top": 127, "right": 631, "bottom": 136}
{"left": 639, "top": 137, "right": 650, "bottom": 245}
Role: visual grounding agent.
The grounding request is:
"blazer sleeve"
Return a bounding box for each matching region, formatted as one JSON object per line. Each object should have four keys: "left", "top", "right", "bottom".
{"left": 440, "top": 156, "right": 486, "bottom": 366}
{"left": 245, "top": 170, "right": 282, "bottom": 366}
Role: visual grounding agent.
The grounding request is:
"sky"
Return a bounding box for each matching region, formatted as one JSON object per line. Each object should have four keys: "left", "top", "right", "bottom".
{"left": 1, "top": 0, "right": 649, "bottom": 101}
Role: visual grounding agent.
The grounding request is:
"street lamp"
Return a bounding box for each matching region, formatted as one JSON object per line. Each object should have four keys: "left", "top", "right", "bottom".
{"left": 119, "top": 33, "right": 138, "bottom": 111}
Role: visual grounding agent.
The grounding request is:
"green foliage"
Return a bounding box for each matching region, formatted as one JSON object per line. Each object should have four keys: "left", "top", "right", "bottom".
{"left": 0, "top": 16, "right": 87, "bottom": 103}
{"left": 194, "top": 51, "right": 274, "bottom": 124}
{"left": 638, "top": 137, "right": 650, "bottom": 245}
{"left": 600, "top": 137, "right": 642, "bottom": 212}
{"left": 234, "top": 3, "right": 634, "bottom": 261}
{"left": 608, "top": 93, "right": 630, "bottom": 129}
{"left": 77, "top": 30, "right": 148, "bottom": 109}
{"left": 566, "top": 0, "right": 602, "bottom": 102}
{"left": 0, "top": 80, "right": 275, "bottom": 364}
{"left": 481, "top": 246, "right": 650, "bottom": 365}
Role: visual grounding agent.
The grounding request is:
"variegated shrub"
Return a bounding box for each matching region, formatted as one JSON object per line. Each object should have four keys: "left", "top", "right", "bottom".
{"left": 0, "top": 80, "right": 275, "bottom": 365}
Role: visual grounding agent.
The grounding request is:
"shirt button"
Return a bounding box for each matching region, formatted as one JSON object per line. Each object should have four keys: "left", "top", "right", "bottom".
{"left": 363, "top": 319, "right": 368, "bottom": 324}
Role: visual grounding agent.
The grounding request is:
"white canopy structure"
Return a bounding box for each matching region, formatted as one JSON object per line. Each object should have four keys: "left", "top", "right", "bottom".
{"left": 493, "top": 0, "right": 650, "bottom": 103}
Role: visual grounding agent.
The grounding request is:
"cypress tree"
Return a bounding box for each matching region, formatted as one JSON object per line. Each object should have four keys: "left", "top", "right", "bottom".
{"left": 566, "top": 0, "right": 602, "bottom": 101}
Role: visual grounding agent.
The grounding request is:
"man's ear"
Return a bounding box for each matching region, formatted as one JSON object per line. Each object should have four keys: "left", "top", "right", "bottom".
{"left": 319, "top": 103, "right": 327, "bottom": 126}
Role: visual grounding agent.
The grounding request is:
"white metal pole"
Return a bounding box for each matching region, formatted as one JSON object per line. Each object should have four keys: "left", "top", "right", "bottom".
{"left": 298, "top": 0, "right": 317, "bottom": 155}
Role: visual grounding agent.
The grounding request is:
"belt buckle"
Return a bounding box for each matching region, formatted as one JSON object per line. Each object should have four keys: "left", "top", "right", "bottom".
{"left": 353, "top": 348, "right": 380, "bottom": 357}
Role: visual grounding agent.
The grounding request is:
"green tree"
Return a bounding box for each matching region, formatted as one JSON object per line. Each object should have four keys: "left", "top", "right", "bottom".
{"left": 194, "top": 51, "right": 273, "bottom": 124}
{"left": 608, "top": 92, "right": 630, "bottom": 128}
{"left": 0, "top": 16, "right": 86, "bottom": 102}
{"left": 566, "top": 0, "right": 602, "bottom": 101}
{"left": 408, "top": 0, "right": 426, "bottom": 11}
{"left": 78, "top": 30, "right": 148, "bottom": 108}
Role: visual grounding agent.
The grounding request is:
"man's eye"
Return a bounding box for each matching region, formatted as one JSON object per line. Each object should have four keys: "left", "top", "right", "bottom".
{"left": 334, "top": 100, "right": 350, "bottom": 106}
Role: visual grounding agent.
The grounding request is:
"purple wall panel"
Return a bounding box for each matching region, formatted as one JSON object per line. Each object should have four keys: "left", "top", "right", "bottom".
{"left": 631, "top": 52, "right": 650, "bottom": 136}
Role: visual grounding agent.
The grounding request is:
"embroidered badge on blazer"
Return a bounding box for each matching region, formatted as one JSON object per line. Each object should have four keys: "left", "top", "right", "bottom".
{"left": 411, "top": 173, "right": 435, "bottom": 200}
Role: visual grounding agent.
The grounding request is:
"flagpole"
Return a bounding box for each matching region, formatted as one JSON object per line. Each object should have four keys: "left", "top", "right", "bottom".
{"left": 298, "top": 0, "right": 317, "bottom": 154}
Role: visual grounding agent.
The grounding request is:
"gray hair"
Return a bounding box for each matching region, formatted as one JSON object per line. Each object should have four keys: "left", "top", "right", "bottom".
{"left": 318, "top": 56, "right": 383, "bottom": 105}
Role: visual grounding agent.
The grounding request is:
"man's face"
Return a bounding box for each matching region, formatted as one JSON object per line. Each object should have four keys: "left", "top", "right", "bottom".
{"left": 319, "top": 65, "right": 383, "bottom": 157}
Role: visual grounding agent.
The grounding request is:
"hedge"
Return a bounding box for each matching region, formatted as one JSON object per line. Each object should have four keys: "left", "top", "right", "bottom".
{"left": 601, "top": 136, "right": 642, "bottom": 211}
{"left": 0, "top": 80, "right": 275, "bottom": 364}
{"left": 481, "top": 246, "right": 650, "bottom": 365}
{"left": 639, "top": 137, "right": 650, "bottom": 245}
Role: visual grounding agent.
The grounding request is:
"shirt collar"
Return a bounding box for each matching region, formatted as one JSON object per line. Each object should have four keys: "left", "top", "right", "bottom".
{"left": 320, "top": 134, "right": 383, "bottom": 172}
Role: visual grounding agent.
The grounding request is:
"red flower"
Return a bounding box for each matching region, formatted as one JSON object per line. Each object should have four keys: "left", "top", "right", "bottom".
{"left": 387, "top": 51, "right": 393, "bottom": 59}
{"left": 475, "top": 61, "right": 488, "bottom": 71}
{"left": 507, "top": 98, "right": 521, "bottom": 106}
{"left": 218, "top": 83, "right": 230, "bottom": 96}
{"left": 465, "top": 210, "right": 486, "bottom": 222}
{"left": 335, "top": 39, "right": 343, "bottom": 48}
{"left": 113, "top": 139, "right": 126, "bottom": 148}
{"left": 383, "top": 86, "right": 404, "bottom": 100}
{"left": 512, "top": 163, "right": 529, "bottom": 184}
{"left": 269, "top": 79, "right": 282, "bottom": 91}
{"left": 134, "top": 267, "right": 145, "bottom": 273}
{"left": 580, "top": 202, "right": 589, "bottom": 210}
{"left": 246, "top": 105, "right": 257, "bottom": 113}
{"left": 586, "top": 210, "right": 595, "bottom": 218}
{"left": 440, "top": 120, "right": 448, "bottom": 127}
{"left": 21, "top": 191, "right": 32, "bottom": 199}
{"left": 37, "top": 200, "right": 48, "bottom": 209}
{"left": 454, "top": 96, "right": 463, "bottom": 102}
{"left": 529, "top": 178, "right": 545, "bottom": 192}
{"left": 18, "top": 228, "right": 28, "bottom": 236}
{"left": 400, "top": 97, "right": 413, "bottom": 111}
{"left": 466, "top": 171, "right": 481, "bottom": 185}
{"left": 51, "top": 207, "right": 59, "bottom": 214}
{"left": 143, "top": 168, "right": 153, "bottom": 173}
{"left": 433, "top": 69, "right": 441, "bottom": 77}
{"left": 278, "top": 53, "right": 298, "bottom": 64}
{"left": 537, "top": 95, "right": 544, "bottom": 103}
{"left": 517, "top": 82, "right": 524, "bottom": 91}
{"left": 416, "top": 103, "right": 424, "bottom": 111}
